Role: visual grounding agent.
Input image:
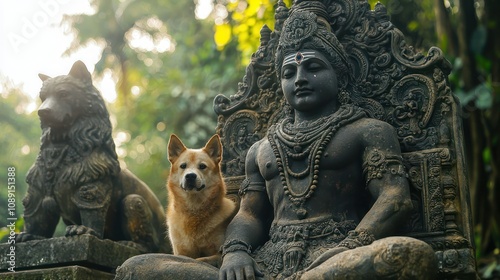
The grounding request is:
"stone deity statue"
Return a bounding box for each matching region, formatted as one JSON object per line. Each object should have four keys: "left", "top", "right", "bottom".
{"left": 115, "top": 2, "right": 438, "bottom": 279}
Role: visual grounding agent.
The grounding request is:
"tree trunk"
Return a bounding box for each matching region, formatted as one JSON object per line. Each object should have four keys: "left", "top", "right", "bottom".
{"left": 457, "top": 0, "right": 479, "bottom": 90}
{"left": 432, "top": 0, "right": 458, "bottom": 56}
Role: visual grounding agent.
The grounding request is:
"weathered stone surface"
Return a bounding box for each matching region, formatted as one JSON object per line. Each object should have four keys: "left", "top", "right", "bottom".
{"left": 115, "top": 254, "right": 219, "bottom": 280}
{"left": 0, "top": 235, "right": 141, "bottom": 272}
{"left": 300, "top": 237, "right": 439, "bottom": 280}
{"left": 0, "top": 265, "right": 114, "bottom": 280}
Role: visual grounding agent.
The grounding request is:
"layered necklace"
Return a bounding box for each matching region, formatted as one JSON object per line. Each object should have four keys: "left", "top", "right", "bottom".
{"left": 268, "top": 105, "right": 365, "bottom": 219}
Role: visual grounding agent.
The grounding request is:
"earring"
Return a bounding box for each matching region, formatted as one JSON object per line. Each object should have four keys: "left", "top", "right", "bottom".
{"left": 338, "top": 90, "right": 351, "bottom": 105}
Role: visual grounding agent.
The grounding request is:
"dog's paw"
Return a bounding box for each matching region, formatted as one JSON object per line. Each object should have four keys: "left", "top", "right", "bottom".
{"left": 16, "top": 232, "right": 45, "bottom": 242}
{"left": 65, "top": 225, "right": 99, "bottom": 237}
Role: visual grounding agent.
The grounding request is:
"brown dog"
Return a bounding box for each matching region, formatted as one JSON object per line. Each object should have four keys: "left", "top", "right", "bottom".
{"left": 166, "top": 134, "right": 237, "bottom": 266}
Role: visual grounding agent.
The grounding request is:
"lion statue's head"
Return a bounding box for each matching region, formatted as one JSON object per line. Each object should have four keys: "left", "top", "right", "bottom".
{"left": 25, "top": 61, "right": 119, "bottom": 216}
{"left": 37, "top": 61, "right": 116, "bottom": 158}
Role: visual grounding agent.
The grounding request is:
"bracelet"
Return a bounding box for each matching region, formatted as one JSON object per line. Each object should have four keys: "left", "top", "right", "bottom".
{"left": 220, "top": 239, "right": 252, "bottom": 259}
{"left": 337, "top": 230, "right": 376, "bottom": 249}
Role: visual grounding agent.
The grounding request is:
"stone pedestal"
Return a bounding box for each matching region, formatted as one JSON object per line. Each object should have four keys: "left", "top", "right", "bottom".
{"left": 0, "top": 235, "right": 142, "bottom": 279}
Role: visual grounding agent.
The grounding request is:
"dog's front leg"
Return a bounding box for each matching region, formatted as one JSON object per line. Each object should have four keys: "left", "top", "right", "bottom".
{"left": 67, "top": 180, "right": 112, "bottom": 238}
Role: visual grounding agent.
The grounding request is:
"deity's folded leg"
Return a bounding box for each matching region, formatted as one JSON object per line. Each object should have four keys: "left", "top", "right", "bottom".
{"left": 115, "top": 254, "right": 219, "bottom": 280}
{"left": 297, "top": 237, "right": 438, "bottom": 280}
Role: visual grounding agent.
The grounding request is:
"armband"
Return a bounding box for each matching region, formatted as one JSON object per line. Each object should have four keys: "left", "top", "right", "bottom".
{"left": 363, "top": 149, "right": 408, "bottom": 185}
{"left": 220, "top": 239, "right": 253, "bottom": 259}
{"left": 238, "top": 178, "right": 266, "bottom": 196}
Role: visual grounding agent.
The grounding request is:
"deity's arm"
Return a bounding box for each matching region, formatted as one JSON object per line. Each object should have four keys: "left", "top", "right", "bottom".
{"left": 354, "top": 120, "right": 412, "bottom": 240}
{"left": 223, "top": 140, "right": 273, "bottom": 248}
{"left": 219, "top": 141, "right": 272, "bottom": 280}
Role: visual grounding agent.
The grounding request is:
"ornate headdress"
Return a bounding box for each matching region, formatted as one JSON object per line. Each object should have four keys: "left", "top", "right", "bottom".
{"left": 275, "top": 1, "right": 352, "bottom": 89}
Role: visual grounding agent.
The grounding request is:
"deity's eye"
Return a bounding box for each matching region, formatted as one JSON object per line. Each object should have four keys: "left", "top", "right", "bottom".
{"left": 199, "top": 163, "right": 207, "bottom": 170}
{"left": 306, "top": 61, "right": 325, "bottom": 72}
{"left": 282, "top": 67, "right": 295, "bottom": 79}
{"left": 180, "top": 163, "right": 187, "bottom": 169}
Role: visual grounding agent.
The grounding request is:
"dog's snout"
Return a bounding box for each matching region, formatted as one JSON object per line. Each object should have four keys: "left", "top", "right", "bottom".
{"left": 185, "top": 173, "right": 197, "bottom": 180}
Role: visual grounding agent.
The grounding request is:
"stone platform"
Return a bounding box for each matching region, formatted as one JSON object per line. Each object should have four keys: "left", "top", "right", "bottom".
{"left": 0, "top": 234, "right": 142, "bottom": 279}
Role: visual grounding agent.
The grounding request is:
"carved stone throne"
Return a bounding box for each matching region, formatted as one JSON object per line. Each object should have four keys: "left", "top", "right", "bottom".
{"left": 214, "top": 0, "right": 477, "bottom": 278}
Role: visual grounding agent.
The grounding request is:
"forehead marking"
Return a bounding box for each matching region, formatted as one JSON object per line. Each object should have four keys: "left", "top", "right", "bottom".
{"left": 283, "top": 51, "right": 316, "bottom": 66}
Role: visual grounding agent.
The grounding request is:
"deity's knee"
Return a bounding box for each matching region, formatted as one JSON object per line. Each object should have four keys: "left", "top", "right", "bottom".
{"left": 370, "top": 237, "right": 438, "bottom": 279}
{"left": 300, "top": 236, "right": 438, "bottom": 280}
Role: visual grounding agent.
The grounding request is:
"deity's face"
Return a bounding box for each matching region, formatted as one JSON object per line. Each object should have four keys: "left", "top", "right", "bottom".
{"left": 280, "top": 49, "right": 339, "bottom": 114}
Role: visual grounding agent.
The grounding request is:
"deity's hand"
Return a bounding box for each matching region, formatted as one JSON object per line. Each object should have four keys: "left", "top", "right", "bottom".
{"left": 219, "top": 251, "right": 264, "bottom": 280}
{"left": 305, "top": 246, "right": 349, "bottom": 271}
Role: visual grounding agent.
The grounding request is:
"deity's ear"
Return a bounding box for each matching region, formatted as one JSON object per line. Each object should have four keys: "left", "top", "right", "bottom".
{"left": 167, "top": 134, "right": 187, "bottom": 163}
{"left": 68, "top": 60, "right": 92, "bottom": 83}
{"left": 338, "top": 72, "right": 349, "bottom": 89}
{"left": 203, "top": 134, "right": 222, "bottom": 164}
{"left": 38, "top": 74, "right": 51, "bottom": 82}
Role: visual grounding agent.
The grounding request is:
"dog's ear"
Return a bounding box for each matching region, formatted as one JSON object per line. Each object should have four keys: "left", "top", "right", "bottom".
{"left": 203, "top": 134, "right": 222, "bottom": 164}
{"left": 68, "top": 60, "right": 92, "bottom": 84}
{"left": 168, "top": 134, "right": 186, "bottom": 163}
{"left": 38, "top": 74, "right": 51, "bottom": 82}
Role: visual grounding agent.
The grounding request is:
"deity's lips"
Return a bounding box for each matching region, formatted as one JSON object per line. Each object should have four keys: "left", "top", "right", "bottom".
{"left": 294, "top": 88, "right": 314, "bottom": 96}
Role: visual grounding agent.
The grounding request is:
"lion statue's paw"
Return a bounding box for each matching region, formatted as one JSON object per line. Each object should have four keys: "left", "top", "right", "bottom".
{"left": 65, "top": 225, "right": 99, "bottom": 237}
{"left": 16, "top": 232, "right": 46, "bottom": 242}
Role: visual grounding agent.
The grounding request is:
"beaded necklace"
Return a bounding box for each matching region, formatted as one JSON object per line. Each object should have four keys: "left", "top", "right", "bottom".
{"left": 268, "top": 105, "right": 365, "bottom": 219}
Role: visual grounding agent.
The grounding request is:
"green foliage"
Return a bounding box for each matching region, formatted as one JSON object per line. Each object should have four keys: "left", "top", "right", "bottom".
{"left": 214, "top": 0, "right": 292, "bottom": 64}
{"left": 63, "top": 0, "right": 245, "bottom": 205}
{"left": 454, "top": 81, "right": 493, "bottom": 110}
{"left": 369, "top": 0, "right": 437, "bottom": 51}
{"left": 0, "top": 218, "right": 24, "bottom": 243}
{"left": 480, "top": 256, "right": 500, "bottom": 280}
{"left": 0, "top": 79, "right": 39, "bottom": 229}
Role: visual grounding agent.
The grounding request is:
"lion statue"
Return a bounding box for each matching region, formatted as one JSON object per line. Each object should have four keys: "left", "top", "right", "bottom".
{"left": 17, "top": 60, "right": 171, "bottom": 253}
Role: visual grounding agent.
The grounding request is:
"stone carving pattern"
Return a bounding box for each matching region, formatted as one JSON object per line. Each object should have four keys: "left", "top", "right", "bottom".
{"left": 213, "top": 0, "right": 475, "bottom": 278}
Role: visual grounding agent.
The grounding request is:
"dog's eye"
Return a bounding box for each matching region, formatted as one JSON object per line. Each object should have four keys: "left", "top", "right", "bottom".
{"left": 199, "top": 163, "right": 207, "bottom": 170}
{"left": 180, "top": 163, "right": 187, "bottom": 169}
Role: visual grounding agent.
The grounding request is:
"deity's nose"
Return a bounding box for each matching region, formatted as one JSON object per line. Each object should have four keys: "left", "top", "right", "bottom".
{"left": 294, "top": 68, "right": 308, "bottom": 87}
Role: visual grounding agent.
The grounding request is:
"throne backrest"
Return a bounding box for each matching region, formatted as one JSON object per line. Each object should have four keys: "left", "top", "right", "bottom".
{"left": 214, "top": 1, "right": 476, "bottom": 278}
